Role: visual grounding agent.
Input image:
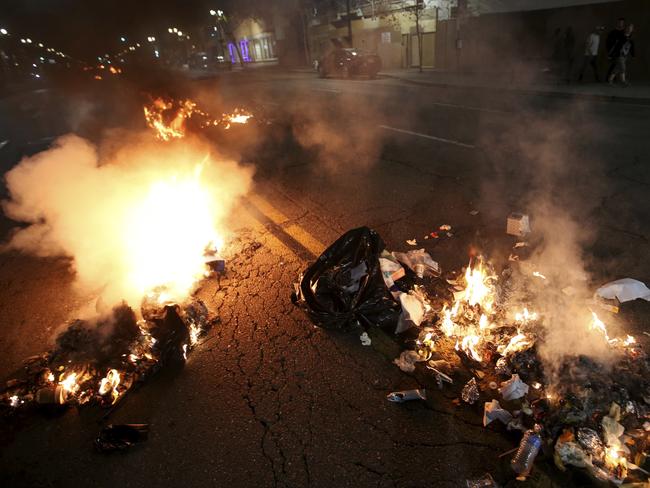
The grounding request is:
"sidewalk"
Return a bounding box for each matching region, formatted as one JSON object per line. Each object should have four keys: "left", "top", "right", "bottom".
{"left": 380, "top": 69, "right": 650, "bottom": 105}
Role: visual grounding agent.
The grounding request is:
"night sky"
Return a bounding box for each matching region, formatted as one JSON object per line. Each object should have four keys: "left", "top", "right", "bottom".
{"left": 1, "top": 0, "right": 212, "bottom": 59}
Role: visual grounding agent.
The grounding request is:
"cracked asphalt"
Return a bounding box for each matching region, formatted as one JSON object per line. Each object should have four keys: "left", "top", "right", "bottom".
{"left": 1, "top": 68, "right": 649, "bottom": 487}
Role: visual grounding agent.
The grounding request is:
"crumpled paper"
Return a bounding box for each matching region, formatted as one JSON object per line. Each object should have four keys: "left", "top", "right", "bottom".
{"left": 393, "top": 350, "right": 425, "bottom": 373}
{"left": 498, "top": 374, "right": 529, "bottom": 401}
{"left": 483, "top": 399, "right": 513, "bottom": 427}
{"left": 359, "top": 332, "right": 371, "bottom": 346}
{"left": 555, "top": 440, "right": 592, "bottom": 469}
{"left": 596, "top": 278, "right": 650, "bottom": 303}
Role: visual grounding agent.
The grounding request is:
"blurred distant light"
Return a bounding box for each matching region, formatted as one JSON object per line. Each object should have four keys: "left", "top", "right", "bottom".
{"left": 168, "top": 28, "right": 173, "bottom": 33}
{"left": 40, "top": 56, "right": 44, "bottom": 61}
{"left": 97, "top": 56, "right": 102, "bottom": 61}
{"left": 172, "top": 27, "right": 178, "bottom": 33}
{"left": 147, "top": 36, "right": 156, "bottom": 42}
{"left": 20, "top": 38, "right": 26, "bottom": 43}
{"left": 38, "top": 42, "right": 43, "bottom": 47}
{"left": 32, "top": 63, "right": 37, "bottom": 67}
{"left": 218, "top": 10, "right": 224, "bottom": 17}
{"left": 136, "top": 42, "right": 140, "bottom": 47}
{"left": 26, "top": 38, "right": 32, "bottom": 43}
{"left": 33, "top": 73, "right": 40, "bottom": 78}
{"left": 210, "top": 9, "right": 217, "bottom": 15}
{"left": 177, "top": 31, "right": 183, "bottom": 36}
{"left": 154, "top": 50, "right": 159, "bottom": 58}
{"left": 0, "top": 28, "right": 8, "bottom": 35}
{"left": 120, "top": 36, "right": 126, "bottom": 42}
{"left": 186, "top": 35, "right": 190, "bottom": 39}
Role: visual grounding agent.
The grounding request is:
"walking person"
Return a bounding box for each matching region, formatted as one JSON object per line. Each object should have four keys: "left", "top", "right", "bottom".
{"left": 578, "top": 26, "right": 604, "bottom": 82}
{"left": 608, "top": 24, "right": 635, "bottom": 86}
{"left": 606, "top": 17, "right": 626, "bottom": 80}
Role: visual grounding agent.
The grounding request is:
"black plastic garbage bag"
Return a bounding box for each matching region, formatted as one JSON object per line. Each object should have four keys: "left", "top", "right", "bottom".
{"left": 292, "top": 226, "right": 401, "bottom": 331}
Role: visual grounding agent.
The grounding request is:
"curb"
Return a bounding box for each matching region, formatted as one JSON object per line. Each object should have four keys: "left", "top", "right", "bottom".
{"left": 380, "top": 72, "right": 650, "bottom": 106}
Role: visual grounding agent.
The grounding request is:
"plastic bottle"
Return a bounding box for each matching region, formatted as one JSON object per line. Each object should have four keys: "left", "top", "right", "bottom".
{"left": 511, "top": 424, "right": 542, "bottom": 477}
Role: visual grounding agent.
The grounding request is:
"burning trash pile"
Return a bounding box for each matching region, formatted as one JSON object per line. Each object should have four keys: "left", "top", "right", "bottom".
{"left": 1, "top": 297, "right": 215, "bottom": 412}
{"left": 293, "top": 226, "right": 650, "bottom": 485}
{"left": 143, "top": 97, "right": 255, "bottom": 141}
{"left": 0, "top": 106, "right": 253, "bottom": 434}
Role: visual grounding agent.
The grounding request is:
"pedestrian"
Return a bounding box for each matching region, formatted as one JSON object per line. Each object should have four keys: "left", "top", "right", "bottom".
{"left": 578, "top": 26, "right": 604, "bottom": 82}
{"left": 608, "top": 24, "right": 635, "bottom": 86}
{"left": 563, "top": 27, "right": 576, "bottom": 83}
{"left": 606, "top": 17, "right": 626, "bottom": 80}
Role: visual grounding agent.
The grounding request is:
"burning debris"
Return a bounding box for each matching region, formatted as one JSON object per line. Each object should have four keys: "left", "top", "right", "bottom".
{"left": 1, "top": 297, "right": 216, "bottom": 413}
{"left": 143, "top": 97, "right": 255, "bottom": 141}
{"left": 293, "top": 227, "right": 650, "bottom": 485}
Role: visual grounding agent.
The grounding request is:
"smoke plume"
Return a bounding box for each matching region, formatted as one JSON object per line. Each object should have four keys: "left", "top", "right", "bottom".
{"left": 2, "top": 133, "right": 253, "bottom": 307}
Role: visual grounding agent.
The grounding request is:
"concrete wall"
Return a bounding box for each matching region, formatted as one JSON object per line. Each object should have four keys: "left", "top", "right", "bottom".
{"left": 436, "top": 0, "right": 649, "bottom": 80}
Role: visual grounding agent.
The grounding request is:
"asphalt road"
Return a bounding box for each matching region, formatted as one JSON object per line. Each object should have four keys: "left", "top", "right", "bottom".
{"left": 0, "top": 68, "right": 649, "bottom": 487}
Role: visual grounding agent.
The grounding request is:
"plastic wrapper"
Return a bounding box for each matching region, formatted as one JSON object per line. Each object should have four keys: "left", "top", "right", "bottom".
{"left": 576, "top": 428, "right": 605, "bottom": 461}
{"left": 392, "top": 249, "right": 440, "bottom": 278}
{"left": 95, "top": 424, "right": 149, "bottom": 452}
{"left": 462, "top": 377, "right": 480, "bottom": 404}
{"left": 483, "top": 399, "right": 513, "bottom": 426}
{"left": 466, "top": 473, "right": 499, "bottom": 488}
{"left": 291, "top": 227, "right": 401, "bottom": 331}
{"left": 499, "top": 374, "right": 529, "bottom": 401}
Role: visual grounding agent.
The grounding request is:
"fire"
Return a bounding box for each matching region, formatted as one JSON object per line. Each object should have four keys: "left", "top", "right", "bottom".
{"left": 59, "top": 372, "right": 79, "bottom": 395}
{"left": 143, "top": 97, "right": 254, "bottom": 139}
{"left": 604, "top": 445, "right": 628, "bottom": 480}
{"left": 143, "top": 98, "right": 196, "bottom": 141}
{"left": 98, "top": 369, "right": 121, "bottom": 403}
{"left": 498, "top": 332, "right": 534, "bottom": 357}
{"left": 123, "top": 162, "right": 223, "bottom": 300}
{"left": 459, "top": 258, "right": 495, "bottom": 311}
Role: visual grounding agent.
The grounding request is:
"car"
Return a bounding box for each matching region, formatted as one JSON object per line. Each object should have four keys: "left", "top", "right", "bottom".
{"left": 317, "top": 48, "right": 381, "bottom": 79}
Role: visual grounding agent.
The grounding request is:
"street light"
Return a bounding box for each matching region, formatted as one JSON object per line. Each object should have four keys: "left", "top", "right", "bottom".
{"left": 38, "top": 42, "right": 43, "bottom": 47}
{"left": 177, "top": 31, "right": 183, "bottom": 36}
{"left": 172, "top": 27, "right": 178, "bottom": 33}
{"left": 168, "top": 28, "right": 173, "bottom": 33}
{"left": 0, "top": 28, "right": 8, "bottom": 35}
{"left": 120, "top": 36, "right": 126, "bottom": 42}
{"left": 26, "top": 38, "right": 32, "bottom": 43}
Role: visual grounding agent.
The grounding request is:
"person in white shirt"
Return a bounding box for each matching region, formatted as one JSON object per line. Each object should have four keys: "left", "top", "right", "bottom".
{"left": 578, "top": 26, "right": 604, "bottom": 82}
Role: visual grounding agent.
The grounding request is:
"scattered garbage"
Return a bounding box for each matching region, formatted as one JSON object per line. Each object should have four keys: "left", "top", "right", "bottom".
{"left": 359, "top": 332, "right": 372, "bottom": 346}
{"left": 461, "top": 377, "right": 480, "bottom": 404}
{"left": 499, "top": 374, "right": 529, "bottom": 401}
{"left": 392, "top": 249, "right": 440, "bottom": 279}
{"left": 511, "top": 425, "right": 542, "bottom": 478}
{"left": 387, "top": 389, "right": 427, "bottom": 403}
{"left": 379, "top": 251, "right": 405, "bottom": 292}
{"left": 596, "top": 278, "right": 650, "bottom": 303}
{"left": 506, "top": 213, "right": 531, "bottom": 237}
{"left": 483, "top": 399, "right": 513, "bottom": 427}
{"left": 439, "top": 224, "right": 452, "bottom": 231}
{"left": 393, "top": 350, "right": 425, "bottom": 373}
{"left": 465, "top": 472, "right": 498, "bottom": 488}
{"left": 406, "top": 239, "right": 417, "bottom": 246}
{"left": 95, "top": 423, "right": 149, "bottom": 452}
{"left": 292, "top": 227, "right": 401, "bottom": 332}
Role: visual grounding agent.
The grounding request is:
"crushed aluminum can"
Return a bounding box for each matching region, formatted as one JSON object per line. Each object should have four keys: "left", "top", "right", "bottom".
{"left": 387, "top": 389, "right": 427, "bottom": 403}
{"left": 461, "top": 377, "right": 480, "bottom": 404}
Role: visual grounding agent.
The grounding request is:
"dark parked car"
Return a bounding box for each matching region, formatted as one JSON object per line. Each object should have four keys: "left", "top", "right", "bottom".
{"left": 317, "top": 48, "right": 382, "bottom": 79}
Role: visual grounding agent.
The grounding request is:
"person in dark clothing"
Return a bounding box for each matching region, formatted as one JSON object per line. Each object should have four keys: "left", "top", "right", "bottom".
{"left": 606, "top": 18, "right": 627, "bottom": 79}
{"left": 608, "top": 24, "right": 635, "bottom": 86}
